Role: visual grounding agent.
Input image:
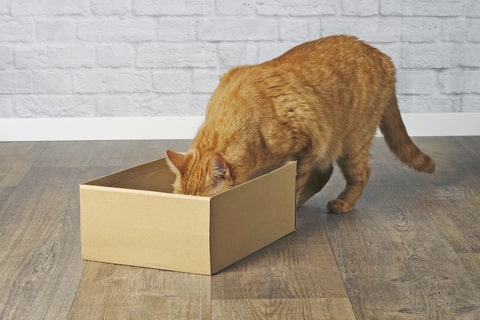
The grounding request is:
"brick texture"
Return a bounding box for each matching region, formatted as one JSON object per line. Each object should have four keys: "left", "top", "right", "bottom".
{"left": 0, "top": 0, "right": 476, "bottom": 118}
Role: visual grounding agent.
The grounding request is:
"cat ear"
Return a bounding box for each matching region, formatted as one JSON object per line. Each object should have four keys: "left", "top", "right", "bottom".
{"left": 210, "top": 153, "right": 233, "bottom": 186}
{"left": 166, "top": 150, "right": 186, "bottom": 174}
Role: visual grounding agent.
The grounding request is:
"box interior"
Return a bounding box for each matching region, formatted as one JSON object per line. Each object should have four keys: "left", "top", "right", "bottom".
{"left": 85, "top": 158, "right": 175, "bottom": 193}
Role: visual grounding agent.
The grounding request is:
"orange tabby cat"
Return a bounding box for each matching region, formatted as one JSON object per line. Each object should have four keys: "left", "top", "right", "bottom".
{"left": 166, "top": 35, "right": 435, "bottom": 213}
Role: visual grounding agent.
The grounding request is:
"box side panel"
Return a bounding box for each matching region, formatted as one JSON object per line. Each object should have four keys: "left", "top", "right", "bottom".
{"left": 80, "top": 186, "right": 212, "bottom": 275}
{"left": 210, "top": 162, "right": 296, "bottom": 273}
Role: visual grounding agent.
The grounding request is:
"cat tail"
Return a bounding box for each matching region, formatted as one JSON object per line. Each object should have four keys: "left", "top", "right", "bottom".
{"left": 379, "top": 93, "right": 435, "bottom": 173}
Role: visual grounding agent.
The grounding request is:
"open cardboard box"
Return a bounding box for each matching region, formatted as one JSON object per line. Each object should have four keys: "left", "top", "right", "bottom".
{"left": 80, "top": 158, "right": 297, "bottom": 275}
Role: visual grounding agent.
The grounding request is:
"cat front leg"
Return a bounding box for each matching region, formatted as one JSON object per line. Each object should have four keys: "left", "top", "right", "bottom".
{"left": 327, "top": 151, "right": 370, "bottom": 213}
{"left": 297, "top": 165, "right": 333, "bottom": 206}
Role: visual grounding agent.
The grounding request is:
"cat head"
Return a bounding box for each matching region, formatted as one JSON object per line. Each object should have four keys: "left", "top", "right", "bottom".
{"left": 165, "top": 150, "right": 234, "bottom": 196}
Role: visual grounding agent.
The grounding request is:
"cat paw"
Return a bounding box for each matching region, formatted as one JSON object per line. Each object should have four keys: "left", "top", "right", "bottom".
{"left": 327, "top": 199, "right": 353, "bottom": 214}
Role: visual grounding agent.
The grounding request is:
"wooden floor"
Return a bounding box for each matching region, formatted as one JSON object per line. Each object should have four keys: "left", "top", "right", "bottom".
{"left": 0, "top": 137, "right": 479, "bottom": 319}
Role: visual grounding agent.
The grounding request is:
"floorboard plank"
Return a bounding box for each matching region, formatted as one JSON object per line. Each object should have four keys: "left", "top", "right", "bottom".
{"left": 419, "top": 137, "right": 480, "bottom": 287}
{"left": 459, "top": 254, "right": 480, "bottom": 285}
{"left": 0, "top": 142, "right": 40, "bottom": 187}
{"left": 0, "top": 167, "right": 87, "bottom": 319}
{"left": 31, "top": 140, "right": 192, "bottom": 169}
{"left": 32, "top": 141, "right": 128, "bottom": 168}
{"left": 0, "top": 187, "right": 14, "bottom": 208}
{"left": 68, "top": 262, "right": 211, "bottom": 320}
{"left": 121, "top": 139, "right": 191, "bottom": 167}
{"left": 212, "top": 298, "right": 356, "bottom": 320}
{"left": 213, "top": 299, "right": 266, "bottom": 320}
{"left": 456, "top": 136, "right": 480, "bottom": 159}
{"left": 422, "top": 137, "right": 480, "bottom": 252}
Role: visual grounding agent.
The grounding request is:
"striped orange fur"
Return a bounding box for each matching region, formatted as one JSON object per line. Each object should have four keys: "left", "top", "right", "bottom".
{"left": 167, "top": 35, "right": 435, "bottom": 213}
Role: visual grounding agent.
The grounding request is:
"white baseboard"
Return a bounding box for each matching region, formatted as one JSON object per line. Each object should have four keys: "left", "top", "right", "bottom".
{"left": 0, "top": 116, "right": 203, "bottom": 141}
{"left": 0, "top": 113, "right": 479, "bottom": 141}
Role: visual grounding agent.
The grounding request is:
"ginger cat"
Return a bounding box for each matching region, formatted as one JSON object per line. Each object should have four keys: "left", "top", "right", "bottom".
{"left": 166, "top": 35, "right": 435, "bottom": 213}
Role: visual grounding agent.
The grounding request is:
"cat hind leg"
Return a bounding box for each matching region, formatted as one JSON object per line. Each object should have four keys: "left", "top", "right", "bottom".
{"left": 327, "top": 152, "right": 370, "bottom": 213}
{"left": 297, "top": 165, "right": 334, "bottom": 206}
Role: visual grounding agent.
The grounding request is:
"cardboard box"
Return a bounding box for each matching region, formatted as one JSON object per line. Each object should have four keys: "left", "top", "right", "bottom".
{"left": 80, "top": 158, "right": 296, "bottom": 275}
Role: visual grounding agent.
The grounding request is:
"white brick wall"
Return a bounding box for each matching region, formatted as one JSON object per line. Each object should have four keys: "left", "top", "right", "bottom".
{"left": 0, "top": 0, "right": 478, "bottom": 118}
